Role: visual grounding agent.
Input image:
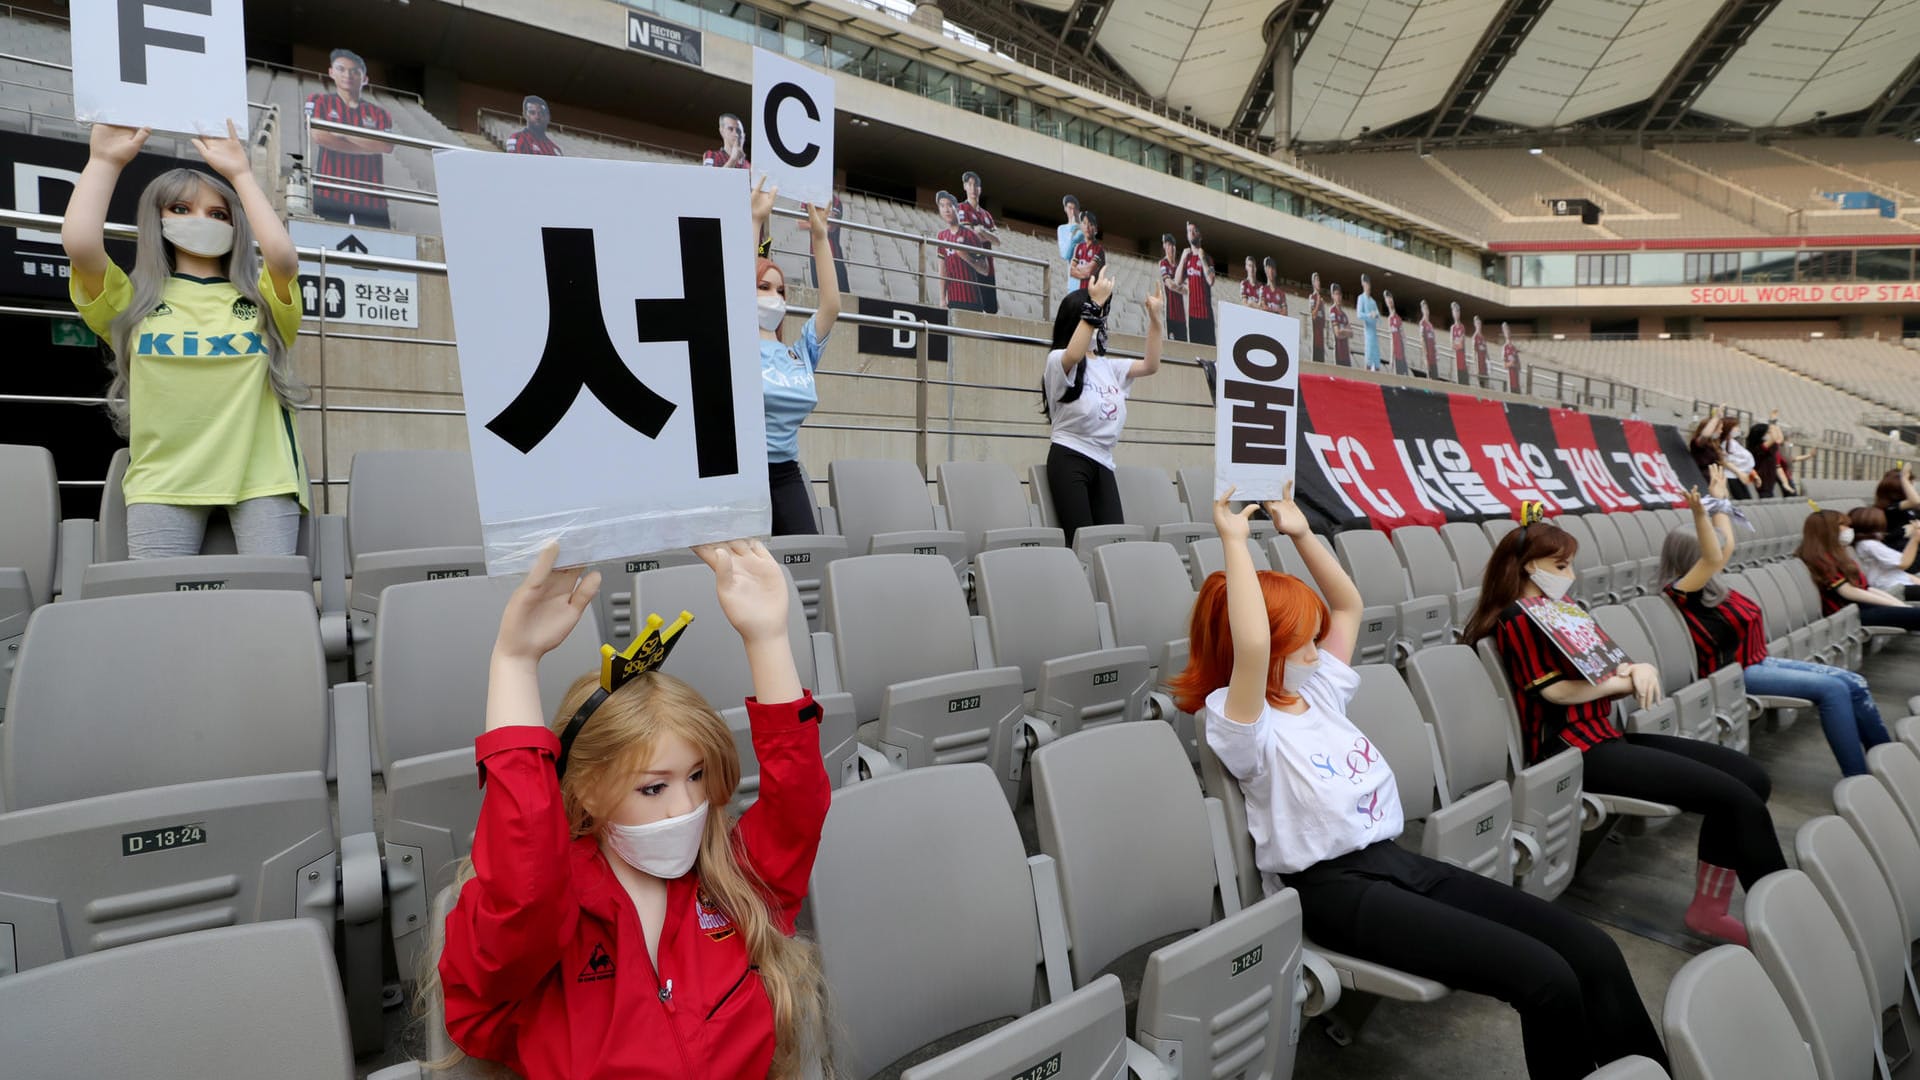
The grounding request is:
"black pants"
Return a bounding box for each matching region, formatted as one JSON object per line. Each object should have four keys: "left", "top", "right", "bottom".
{"left": 1581, "top": 734, "right": 1785, "bottom": 888}
{"left": 1860, "top": 603, "right": 1920, "bottom": 630}
{"left": 1287, "top": 842, "right": 1667, "bottom": 1080}
{"left": 769, "top": 460, "right": 817, "bottom": 537}
{"left": 1046, "top": 443, "right": 1121, "bottom": 545}
{"left": 1188, "top": 314, "right": 1215, "bottom": 346}
{"left": 979, "top": 278, "right": 999, "bottom": 315}
{"left": 1727, "top": 477, "right": 1754, "bottom": 501}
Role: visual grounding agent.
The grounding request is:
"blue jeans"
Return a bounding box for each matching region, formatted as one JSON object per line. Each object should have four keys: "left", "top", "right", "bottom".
{"left": 1744, "top": 657, "right": 1892, "bottom": 777}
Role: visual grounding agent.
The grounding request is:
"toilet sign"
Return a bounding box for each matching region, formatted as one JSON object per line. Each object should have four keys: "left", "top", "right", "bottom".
{"left": 1214, "top": 302, "right": 1301, "bottom": 501}
{"left": 435, "top": 151, "right": 769, "bottom": 573}
{"left": 69, "top": 0, "right": 250, "bottom": 137}
{"left": 751, "top": 48, "right": 833, "bottom": 206}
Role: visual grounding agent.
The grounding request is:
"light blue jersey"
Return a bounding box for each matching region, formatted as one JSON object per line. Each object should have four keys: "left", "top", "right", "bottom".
{"left": 762, "top": 316, "right": 828, "bottom": 463}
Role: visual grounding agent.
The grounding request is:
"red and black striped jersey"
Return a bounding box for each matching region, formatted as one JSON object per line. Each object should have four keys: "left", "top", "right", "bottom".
{"left": 1492, "top": 604, "right": 1623, "bottom": 764}
{"left": 701, "top": 149, "right": 750, "bottom": 169}
{"left": 1816, "top": 566, "right": 1865, "bottom": 616}
{"left": 304, "top": 92, "right": 391, "bottom": 214}
{"left": 1664, "top": 584, "right": 1768, "bottom": 671}
{"left": 506, "top": 129, "right": 563, "bottom": 156}
{"left": 936, "top": 227, "right": 983, "bottom": 307}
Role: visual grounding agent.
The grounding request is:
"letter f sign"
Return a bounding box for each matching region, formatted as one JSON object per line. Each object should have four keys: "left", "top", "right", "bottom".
{"left": 486, "top": 221, "right": 740, "bottom": 479}
{"left": 118, "top": 0, "right": 212, "bottom": 84}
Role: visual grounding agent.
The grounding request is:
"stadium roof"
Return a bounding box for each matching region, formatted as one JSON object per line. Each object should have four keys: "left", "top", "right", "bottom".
{"left": 954, "top": 0, "right": 1920, "bottom": 147}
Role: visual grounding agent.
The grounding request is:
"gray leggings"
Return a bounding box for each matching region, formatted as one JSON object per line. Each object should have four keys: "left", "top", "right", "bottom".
{"left": 125, "top": 496, "right": 302, "bottom": 559}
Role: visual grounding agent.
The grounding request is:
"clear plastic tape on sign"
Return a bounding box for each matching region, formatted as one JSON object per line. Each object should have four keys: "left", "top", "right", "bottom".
{"left": 483, "top": 496, "right": 774, "bottom": 575}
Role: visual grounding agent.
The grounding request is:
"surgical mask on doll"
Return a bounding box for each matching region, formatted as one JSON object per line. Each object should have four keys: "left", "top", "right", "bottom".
{"left": 602, "top": 801, "right": 708, "bottom": 879}
{"left": 1282, "top": 656, "right": 1320, "bottom": 693}
{"left": 1839, "top": 528, "right": 1856, "bottom": 546}
{"left": 1529, "top": 567, "right": 1575, "bottom": 602}
{"left": 757, "top": 292, "right": 787, "bottom": 331}
{"left": 161, "top": 217, "right": 234, "bottom": 258}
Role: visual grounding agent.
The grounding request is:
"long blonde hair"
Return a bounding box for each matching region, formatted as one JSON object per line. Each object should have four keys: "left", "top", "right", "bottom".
{"left": 417, "top": 671, "right": 826, "bottom": 1077}
{"left": 104, "top": 169, "right": 308, "bottom": 437}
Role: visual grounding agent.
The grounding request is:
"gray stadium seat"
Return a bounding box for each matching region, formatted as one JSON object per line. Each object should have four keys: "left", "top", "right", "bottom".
{"left": 1090, "top": 540, "right": 1195, "bottom": 755}
{"left": 1031, "top": 721, "right": 1309, "bottom": 1079}
{"left": 1441, "top": 521, "right": 1497, "bottom": 591}
{"left": 586, "top": 548, "right": 703, "bottom": 644}
{"left": 1392, "top": 524, "right": 1481, "bottom": 627}
{"left": 808, "top": 764, "right": 1071, "bottom": 1078}
{"left": 1265, "top": 532, "right": 1329, "bottom": 601}
{"left": 1586, "top": 1057, "right": 1671, "bottom": 1080}
{"left": 935, "top": 460, "right": 1064, "bottom": 559}
{"left": 1482, "top": 518, "right": 1518, "bottom": 547}
{"left": 631, "top": 562, "right": 860, "bottom": 802}
{"left": 0, "top": 590, "right": 384, "bottom": 1051}
{"left": 1742, "top": 566, "right": 1811, "bottom": 661}
{"left": 1115, "top": 465, "right": 1213, "bottom": 566}
{"left": 1186, "top": 535, "right": 1270, "bottom": 591}
{"left": 370, "top": 573, "right": 604, "bottom": 975}
{"left": 899, "top": 974, "right": 1129, "bottom": 1080}
{"left": 1407, "top": 645, "right": 1580, "bottom": 898}
{"left": 829, "top": 459, "right": 967, "bottom": 580}
{"left": 1590, "top": 605, "right": 1684, "bottom": 738}
{"left": 1745, "top": 869, "right": 1883, "bottom": 1080}
{"left": 1195, "top": 703, "right": 1449, "bottom": 1014}
{"left": 1795, "top": 816, "right": 1916, "bottom": 1070}
{"left": 1553, "top": 515, "right": 1615, "bottom": 607}
{"left": 1027, "top": 464, "right": 1146, "bottom": 564}
{"left": 1612, "top": 513, "right": 1663, "bottom": 595}
{"left": 1173, "top": 465, "right": 1274, "bottom": 541}
{"left": 0, "top": 921, "right": 361, "bottom": 1079}
{"left": 1663, "top": 945, "right": 1819, "bottom": 1080}
{"left": 822, "top": 554, "right": 1029, "bottom": 804}
{"left": 346, "top": 450, "right": 487, "bottom": 678}
{"left": 1869, "top": 743, "right": 1920, "bottom": 842}
{"left": 1584, "top": 514, "right": 1645, "bottom": 600}
{"left": 1337, "top": 529, "right": 1450, "bottom": 662}
{"left": 974, "top": 547, "right": 1151, "bottom": 740}
{"left": 0, "top": 444, "right": 58, "bottom": 725}
{"left": 1626, "top": 596, "right": 1720, "bottom": 744}
{"left": 1834, "top": 776, "right": 1920, "bottom": 969}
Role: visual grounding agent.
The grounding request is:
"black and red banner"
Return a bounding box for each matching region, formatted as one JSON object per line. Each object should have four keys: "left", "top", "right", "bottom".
{"left": 1294, "top": 374, "right": 1703, "bottom": 532}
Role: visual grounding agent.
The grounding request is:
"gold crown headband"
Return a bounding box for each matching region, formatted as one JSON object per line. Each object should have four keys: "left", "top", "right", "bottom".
{"left": 1513, "top": 500, "right": 1549, "bottom": 537}
{"left": 555, "top": 610, "right": 695, "bottom": 778}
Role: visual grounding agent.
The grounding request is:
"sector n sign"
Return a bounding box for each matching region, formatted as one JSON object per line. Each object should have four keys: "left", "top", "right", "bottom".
{"left": 627, "top": 10, "right": 703, "bottom": 68}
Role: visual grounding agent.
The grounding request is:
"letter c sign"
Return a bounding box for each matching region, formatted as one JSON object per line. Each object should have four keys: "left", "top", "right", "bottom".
{"left": 750, "top": 47, "right": 835, "bottom": 206}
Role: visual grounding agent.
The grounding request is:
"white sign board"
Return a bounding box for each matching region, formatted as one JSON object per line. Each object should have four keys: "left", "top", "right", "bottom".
{"left": 750, "top": 48, "right": 834, "bottom": 207}
{"left": 69, "top": 0, "right": 249, "bottom": 137}
{"left": 290, "top": 221, "right": 419, "bottom": 329}
{"left": 1214, "top": 302, "right": 1301, "bottom": 501}
{"left": 435, "top": 152, "right": 770, "bottom": 573}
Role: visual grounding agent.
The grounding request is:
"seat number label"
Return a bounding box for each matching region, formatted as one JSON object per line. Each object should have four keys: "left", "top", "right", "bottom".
{"left": 1093, "top": 670, "right": 1118, "bottom": 685}
{"left": 948, "top": 695, "right": 981, "bottom": 713}
{"left": 913, "top": 546, "right": 939, "bottom": 555}
{"left": 426, "top": 568, "right": 471, "bottom": 580}
{"left": 174, "top": 580, "right": 226, "bottom": 591}
{"left": 1556, "top": 776, "right": 1572, "bottom": 793}
{"left": 783, "top": 552, "right": 811, "bottom": 564}
{"left": 1231, "top": 944, "right": 1263, "bottom": 977}
{"left": 122, "top": 822, "right": 207, "bottom": 856}
{"left": 1475, "top": 815, "right": 1495, "bottom": 835}
{"left": 1010, "top": 1053, "right": 1062, "bottom": 1080}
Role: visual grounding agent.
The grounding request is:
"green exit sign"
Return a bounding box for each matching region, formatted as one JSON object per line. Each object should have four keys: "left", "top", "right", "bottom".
{"left": 50, "top": 320, "right": 97, "bottom": 348}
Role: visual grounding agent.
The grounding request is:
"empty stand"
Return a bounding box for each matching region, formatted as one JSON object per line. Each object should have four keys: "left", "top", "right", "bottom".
{"left": 1745, "top": 869, "right": 1883, "bottom": 1080}
{"left": 936, "top": 460, "right": 1064, "bottom": 559}
{"left": 346, "top": 451, "right": 487, "bottom": 679}
{"left": 828, "top": 459, "right": 968, "bottom": 581}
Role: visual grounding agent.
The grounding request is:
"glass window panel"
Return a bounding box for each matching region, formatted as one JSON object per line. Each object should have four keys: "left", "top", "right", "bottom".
{"left": 1857, "top": 249, "right": 1914, "bottom": 282}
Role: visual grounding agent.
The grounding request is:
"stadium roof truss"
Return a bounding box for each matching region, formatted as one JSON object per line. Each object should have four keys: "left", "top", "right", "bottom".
{"left": 992, "top": 0, "right": 1920, "bottom": 147}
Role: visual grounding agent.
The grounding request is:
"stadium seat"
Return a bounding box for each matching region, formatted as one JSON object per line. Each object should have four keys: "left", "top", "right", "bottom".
{"left": 1406, "top": 645, "right": 1579, "bottom": 898}
{"left": 1868, "top": 743, "right": 1920, "bottom": 842}
{"left": 1794, "top": 816, "right": 1916, "bottom": 1070}
{"left": 1027, "top": 464, "right": 1146, "bottom": 564}
{"left": 0, "top": 590, "right": 385, "bottom": 1051}
{"left": 631, "top": 561, "right": 860, "bottom": 801}
{"left": 1741, "top": 567, "right": 1813, "bottom": 661}
{"left": 934, "top": 460, "right": 1064, "bottom": 560}
{"left": 1185, "top": 535, "right": 1271, "bottom": 591}
{"left": 1553, "top": 515, "right": 1615, "bottom": 607}
{"left": 1612, "top": 512, "right": 1664, "bottom": 592}
{"left": 0, "top": 444, "right": 58, "bottom": 725}
{"left": 1336, "top": 529, "right": 1450, "bottom": 662}
{"left": 1745, "top": 870, "right": 1883, "bottom": 1080}
{"left": 73, "top": 447, "right": 349, "bottom": 657}
{"left": 807, "top": 763, "right": 1078, "bottom": 1078}
{"left": 1590, "top": 605, "right": 1685, "bottom": 737}
{"left": 1174, "top": 466, "right": 1274, "bottom": 541}
{"left": 828, "top": 459, "right": 967, "bottom": 582}
{"left": 1483, "top": 518, "right": 1518, "bottom": 548}
{"left": 1833, "top": 776, "right": 1920, "bottom": 969}
{"left": 586, "top": 548, "right": 703, "bottom": 645}
{"left": 0, "top": 921, "right": 367, "bottom": 1079}
{"left": 1265, "top": 532, "right": 1332, "bottom": 601}
{"left": 1662, "top": 945, "right": 1819, "bottom": 1080}
{"left": 1090, "top": 540, "right": 1194, "bottom": 687}
{"left": 821, "top": 554, "right": 1029, "bottom": 804}
{"left": 1114, "top": 465, "right": 1213, "bottom": 566}
{"left": 1583, "top": 514, "right": 1645, "bottom": 600}
{"left": 1626, "top": 596, "right": 1720, "bottom": 744}
{"left": 1440, "top": 521, "right": 1497, "bottom": 593}
{"left": 974, "top": 546, "right": 1151, "bottom": 740}
{"left": 371, "top": 573, "right": 603, "bottom": 975}
{"left": 1585, "top": 1058, "right": 1671, "bottom": 1080}
{"left": 1031, "top": 721, "right": 1310, "bottom": 1079}
{"left": 346, "top": 450, "right": 487, "bottom": 679}
{"left": 1392, "top": 524, "right": 1481, "bottom": 627}
{"left": 898, "top": 974, "right": 1130, "bottom": 1080}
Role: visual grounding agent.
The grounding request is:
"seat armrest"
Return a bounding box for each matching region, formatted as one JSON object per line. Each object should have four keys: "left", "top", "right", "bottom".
{"left": 1863, "top": 625, "right": 1907, "bottom": 638}
{"left": 1027, "top": 853, "right": 1073, "bottom": 1005}
{"left": 1750, "top": 694, "right": 1814, "bottom": 712}
{"left": 979, "top": 526, "right": 1065, "bottom": 552}
{"left": 809, "top": 631, "right": 841, "bottom": 695}
{"left": 55, "top": 519, "right": 94, "bottom": 600}
{"left": 331, "top": 681, "right": 386, "bottom": 1054}
{"left": 1590, "top": 791, "right": 1681, "bottom": 819}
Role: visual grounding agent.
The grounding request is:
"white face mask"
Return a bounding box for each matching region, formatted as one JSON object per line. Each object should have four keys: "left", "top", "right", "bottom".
{"left": 1529, "top": 567, "right": 1575, "bottom": 602}
{"left": 757, "top": 292, "right": 787, "bottom": 331}
{"left": 1839, "top": 528, "right": 1856, "bottom": 545}
{"left": 161, "top": 217, "right": 234, "bottom": 258}
{"left": 603, "top": 801, "right": 707, "bottom": 879}
{"left": 1282, "top": 656, "right": 1320, "bottom": 693}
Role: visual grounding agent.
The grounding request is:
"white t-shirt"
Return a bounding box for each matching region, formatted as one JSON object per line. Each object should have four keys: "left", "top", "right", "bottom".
{"left": 1722, "top": 438, "right": 1755, "bottom": 474}
{"left": 1854, "top": 539, "right": 1914, "bottom": 592}
{"left": 1203, "top": 653, "right": 1404, "bottom": 886}
{"left": 1043, "top": 349, "right": 1133, "bottom": 470}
